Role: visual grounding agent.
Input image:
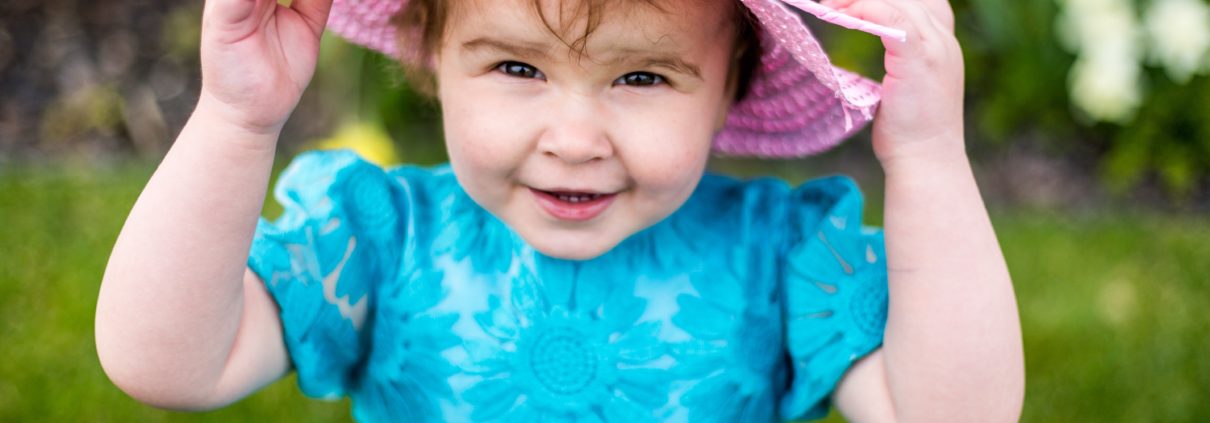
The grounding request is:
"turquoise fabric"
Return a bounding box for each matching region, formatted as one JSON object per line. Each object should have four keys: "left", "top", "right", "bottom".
{"left": 248, "top": 150, "right": 888, "bottom": 422}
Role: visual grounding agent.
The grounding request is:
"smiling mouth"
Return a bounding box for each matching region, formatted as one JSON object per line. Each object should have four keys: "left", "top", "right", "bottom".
{"left": 550, "top": 191, "right": 605, "bottom": 203}
{"left": 530, "top": 188, "right": 618, "bottom": 221}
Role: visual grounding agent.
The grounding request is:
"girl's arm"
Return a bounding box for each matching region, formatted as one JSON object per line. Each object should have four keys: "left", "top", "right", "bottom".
{"left": 95, "top": 0, "right": 333, "bottom": 409}
{"left": 877, "top": 146, "right": 1023, "bottom": 421}
{"left": 95, "top": 105, "right": 287, "bottom": 409}
{"left": 824, "top": 0, "right": 1025, "bottom": 421}
{"left": 838, "top": 147, "right": 1025, "bottom": 422}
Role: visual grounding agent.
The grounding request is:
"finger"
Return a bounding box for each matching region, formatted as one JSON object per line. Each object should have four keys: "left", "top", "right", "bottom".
{"left": 786, "top": 0, "right": 907, "bottom": 41}
{"left": 890, "top": 0, "right": 953, "bottom": 43}
{"left": 906, "top": 0, "right": 955, "bottom": 32}
{"left": 824, "top": 0, "right": 953, "bottom": 33}
{"left": 842, "top": 0, "right": 964, "bottom": 88}
{"left": 290, "top": 0, "right": 334, "bottom": 36}
{"left": 203, "top": 0, "right": 276, "bottom": 43}
{"left": 820, "top": 0, "right": 857, "bottom": 10}
{"left": 890, "top": 0, "right": 948, "bottom": 37}
{"left": 205, "top": 0, "right": 275, "bottom": 26}
{"left": 833, "top": 0, "right": 928, "bottom": 52}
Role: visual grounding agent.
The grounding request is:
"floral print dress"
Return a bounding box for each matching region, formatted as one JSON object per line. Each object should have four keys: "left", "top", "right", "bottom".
{"left": 248, "top": 150, "right": 888, "bottom": 422}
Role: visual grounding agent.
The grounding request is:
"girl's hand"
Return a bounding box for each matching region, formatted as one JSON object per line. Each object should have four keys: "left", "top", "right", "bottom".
{"left": 823, "top": 0, "right": 964, "bottom": 169}
{"left": 199, "top": 0, "right": 333, "bottom": 135}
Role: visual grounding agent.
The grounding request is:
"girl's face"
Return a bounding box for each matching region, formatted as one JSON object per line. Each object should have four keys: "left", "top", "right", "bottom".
{"left": 435, "top": 0, "right": 739, "bottom": 260}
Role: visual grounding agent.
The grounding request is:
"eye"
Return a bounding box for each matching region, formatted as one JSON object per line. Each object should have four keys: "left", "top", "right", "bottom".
{"left": 495, "top": 61, "right": 545, "bottom": 80}
{"left": 614, "top": 72, "right": 665, "bottom": 87}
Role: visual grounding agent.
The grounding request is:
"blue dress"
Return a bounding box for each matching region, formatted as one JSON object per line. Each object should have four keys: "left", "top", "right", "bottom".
{"left": 248, "top": 150, "right": 888, "bottom": 422}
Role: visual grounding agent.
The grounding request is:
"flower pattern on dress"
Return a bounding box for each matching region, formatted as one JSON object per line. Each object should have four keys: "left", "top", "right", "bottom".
{"left": 344, "top": 165, "right": 399, "bottom": 240}
{"left": 780, "top": 200, "right": 889, "bottom": 419}
{"left": 460, "top": 260, "right": 670, "bottom": 422}
{"left": 784, "top": 214, "right": 887, "bottom": 357}
{"left": 431, "top": 186, "right": 518, "bottom": 274}
{"left": 618, "top": 211, "right": 706, "bottom": 275}
{"left": 250, "top": 152, "right": 890, "bottom": 422}
{"left": 671, "top": 247, "right": 783, "bottom": 423}
{"left": 353, "top": 269, "right": 461, "bottom": 422}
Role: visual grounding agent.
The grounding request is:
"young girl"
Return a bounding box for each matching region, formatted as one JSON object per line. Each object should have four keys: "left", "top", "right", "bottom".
{"left": 96, "top": 0, "right": 1024, "bottom": 421}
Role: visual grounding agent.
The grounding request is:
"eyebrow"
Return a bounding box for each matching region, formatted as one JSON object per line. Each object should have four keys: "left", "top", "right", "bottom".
{"left": 462, "top": 38, "right": 551, "bottom": 61}
{"left": 461, "top": 37, "right": 703, "bottom": 80}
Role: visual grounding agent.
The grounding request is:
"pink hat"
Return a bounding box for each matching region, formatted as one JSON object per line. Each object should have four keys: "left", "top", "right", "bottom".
{"left": 326, "top": 0, "right": 900, "bottom": 158}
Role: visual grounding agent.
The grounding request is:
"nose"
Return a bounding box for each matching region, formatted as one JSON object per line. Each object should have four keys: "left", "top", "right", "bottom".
{"left": 536, "top": 94, "right": 614, "bottom": 164}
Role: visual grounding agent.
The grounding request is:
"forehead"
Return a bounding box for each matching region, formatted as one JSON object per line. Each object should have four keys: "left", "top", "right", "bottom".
{"left": 445, "top": 0, "right": 737, "bottom": 57}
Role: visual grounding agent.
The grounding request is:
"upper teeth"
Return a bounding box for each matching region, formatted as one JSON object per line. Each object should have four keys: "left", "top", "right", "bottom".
{"left": 557, "top": 193, "right": 600, "bottom": 203}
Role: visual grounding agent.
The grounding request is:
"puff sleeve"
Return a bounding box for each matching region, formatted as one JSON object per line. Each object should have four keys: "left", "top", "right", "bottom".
{"left": 779, "top": 176, "right": 889, "bottom": 421}
{"left": 247, "top": 150, "right": 403, "bottom": 399}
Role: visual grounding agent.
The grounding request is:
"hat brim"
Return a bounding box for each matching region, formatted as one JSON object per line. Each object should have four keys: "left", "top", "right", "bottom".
{"left": 718, "top": 0, "right": 880, "bottom": 157}
{"left": 325, "top": 0, "right": 881, "bottom": 158}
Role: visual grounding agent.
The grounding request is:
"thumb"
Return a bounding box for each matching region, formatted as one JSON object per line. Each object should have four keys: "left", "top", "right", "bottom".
{"left": 206, "top": 0, "right": 258, "bottom": 26}
{"left": 204, "top": 0, "right": 275, "bottom": 40}
{"left": 291, "top": 0, "right": 335, "bottom": 37}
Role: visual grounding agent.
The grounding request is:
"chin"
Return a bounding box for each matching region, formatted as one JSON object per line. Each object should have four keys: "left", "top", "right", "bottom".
{"left": 522, "top": 229, "right": 623, "bottom": 261}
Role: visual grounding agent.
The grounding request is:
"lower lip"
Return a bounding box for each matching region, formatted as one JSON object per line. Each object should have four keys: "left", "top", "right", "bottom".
{"left": 530, "top": 188, "right": 617, "bottom": 222}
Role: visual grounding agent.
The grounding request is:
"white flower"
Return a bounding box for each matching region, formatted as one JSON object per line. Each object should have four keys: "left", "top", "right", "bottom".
{"left": 1069, "top": 53, "right": 1144, "bottom": 123}
{"left": 1057, "top": 0, "right": 1143, "bottom": 60}
{"left": 1057, "top": 0, "right": 1145, "bottom": 123}
{"left": 1143, "top": 0, "right": 1210, "bottom": 83}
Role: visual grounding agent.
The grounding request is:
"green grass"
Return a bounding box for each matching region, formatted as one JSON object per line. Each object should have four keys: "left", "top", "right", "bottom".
{"left": 0, "top": 160, "right": 349, "bottom": 422}
{"left": 998, "top": 211, "right": 1210, "bottom": 422}
{"left": 1, "top": 160, "right": 1207, "bottom": 421}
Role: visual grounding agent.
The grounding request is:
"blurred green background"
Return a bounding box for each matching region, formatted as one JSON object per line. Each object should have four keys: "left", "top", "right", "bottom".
{"left": 1, "top": 0, "right": 1208, "bottom": 421}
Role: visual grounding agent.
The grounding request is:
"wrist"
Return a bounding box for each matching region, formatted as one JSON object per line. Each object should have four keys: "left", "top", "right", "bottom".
{"left": 191, "top": 92, "right": 284, "bottom": 154}
{"left": 195, "top": 90, "right": 289, "bottom": 138}
{"left": 877, "top": 136, "right": 972, "bottom": 182}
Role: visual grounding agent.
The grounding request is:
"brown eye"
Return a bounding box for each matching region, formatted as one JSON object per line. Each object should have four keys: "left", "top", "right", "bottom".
{"left": 496, "top": 61, "right": 545, "bottom": 80}
{"left": 615, "top": 72, "right": 665, "bottom": 87}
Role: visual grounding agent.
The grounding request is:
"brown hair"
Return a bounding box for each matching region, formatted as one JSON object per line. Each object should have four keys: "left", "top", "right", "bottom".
{"left": 392, "top": 0, "right": 761, "bottom": 101}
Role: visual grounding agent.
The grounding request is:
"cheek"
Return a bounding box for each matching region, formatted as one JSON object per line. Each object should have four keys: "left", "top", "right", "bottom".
{"left": 617, "top": 128, "right": 711, "bottom": 218}
{"left": 615, "top": 98, "right": 721, "bottom": 197}
{"left": 441, "top": 84, "right": 536, "bottom": 180}
{"left": 639, "top": 73, "right": 732, "bottom": 197}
